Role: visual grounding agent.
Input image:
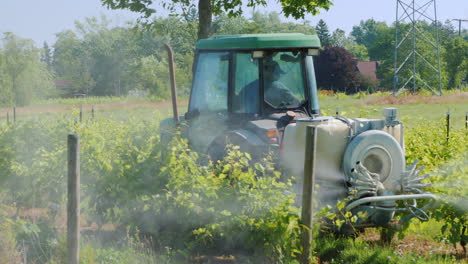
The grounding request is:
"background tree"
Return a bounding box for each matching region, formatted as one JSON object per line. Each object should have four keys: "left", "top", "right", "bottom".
{"left": 330, "top": 28, "right": 369, "bottom": 60}
{"left": 443, "top": 37, "right": 468, "bottom": 88}
{"left": 100, "top": 0, "right": 333, "bottom": 40}
{"left": 41, "top": 42, "right": 52, "bottom": 71}
{"left": 346, "top": 44, "right": 369, "bottom": 61}
{"left": 1, "top": 33, "right": 54, "bottom": 106}
{"left": 53, "top": 30, "right": 95, "bottom": 94}
{"left": 315, "top": 19, "right": 331, "bottom": 45}
{"left": 315, "top": 44, "right": 361, "bottom": 93}
{"left": 0, "top": 49, "right": 12, "bottom": 106}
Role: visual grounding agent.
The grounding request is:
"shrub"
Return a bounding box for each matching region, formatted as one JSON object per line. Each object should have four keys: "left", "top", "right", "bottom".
{"left": 106, "top": 138, "right": 302, "bottom": 262}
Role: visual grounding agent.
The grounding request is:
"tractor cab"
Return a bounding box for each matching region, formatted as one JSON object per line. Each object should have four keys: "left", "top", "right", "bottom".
{"left": 181, "top": 34, "right": 321, "bottom": 159}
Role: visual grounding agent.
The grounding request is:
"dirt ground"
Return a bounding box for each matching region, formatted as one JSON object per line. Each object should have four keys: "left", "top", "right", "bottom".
{"left": 360, "top": 229, "right": 467, "bottom": 261}
{"left": 361, "top": 92, "right": 468, "bottom": 105}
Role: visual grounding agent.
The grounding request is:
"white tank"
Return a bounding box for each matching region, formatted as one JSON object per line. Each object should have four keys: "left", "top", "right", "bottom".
{"left": 281, "top": 117, "right": 350, "bottom": 207}
{"left": 281, "top": 116, "right": 406, "bottom": 207}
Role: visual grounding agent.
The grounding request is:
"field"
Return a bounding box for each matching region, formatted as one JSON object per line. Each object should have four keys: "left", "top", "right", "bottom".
{"left": 0, "top": 92, "right": 467, "bottom": 264}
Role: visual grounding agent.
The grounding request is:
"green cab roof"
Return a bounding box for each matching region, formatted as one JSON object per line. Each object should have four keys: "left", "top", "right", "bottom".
{"left": 196, "top": 33, "right": 321, "bottom": 51}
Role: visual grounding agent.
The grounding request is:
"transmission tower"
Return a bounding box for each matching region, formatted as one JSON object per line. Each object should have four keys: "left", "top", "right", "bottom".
{"left": 393, "top": 0, "right": 442, "bottom": 95}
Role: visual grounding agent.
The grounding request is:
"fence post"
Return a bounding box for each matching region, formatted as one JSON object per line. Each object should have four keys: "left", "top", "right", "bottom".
{"left": 67, "top": 134, "right": 80, "bottom": 264}
{"left": 91, "top": 105, "right": 95, "bottom": 119}
{"left": 446, "top": 110, "right": 450, "bottom": 143}
{"left": 6, "top": 111, "right": 9, "bottom": 124}
{"left": 300, "top": 126, "right": 317, "bottom": 264}
{"left": 465, "top": 112, "right": 467, "bottom": 130}
{"left": 13, "top": 106, "right": 16, "bottom": 123}
{"left": 79, "top": 105, "right": 83, "bottom": 122}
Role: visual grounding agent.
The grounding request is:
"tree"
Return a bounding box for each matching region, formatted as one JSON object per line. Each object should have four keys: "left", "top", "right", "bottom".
{"left": 1, "top": 33, "right": 54, "bottom": 106}
{"left": 212, "top": 13, "right": 261, "bottom": 35}
{"left": 351, "top": 19, "right": 381, "bottom": 47}
{"left": 315, "top": 44, "right": 361, "bottom": 93}
{"left": 329, "top": 28, "right": 369, "bottom": 61}
{"left": 0, "top": 49, "right": 13, "bottom": 106}
{"left": 330, "top": 28, "right": 349, "bottom": 47}
{"left": 249, "top": 11, "right": 316, "bottom": 34}
{"left": 101, "top": 0, "right": 333, "bottom": 40}
{"left": 41, "top": 42, "right": 52, "bottom": 71}
{"left": 443, "top": 37, "right": 468, "bottom": 88}
{"left": 346, "top": 44, "right": 369, "bottom": 61}
{"left": 315, "top": 19, "right": 331, "bottom": 45}
{"left": 53, "top": 30, "right": 95, "bottom": 94}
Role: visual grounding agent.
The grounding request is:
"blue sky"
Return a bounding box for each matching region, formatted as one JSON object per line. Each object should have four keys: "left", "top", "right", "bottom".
{"left": 0, "top": 0, "right": 466, "bottom": 46}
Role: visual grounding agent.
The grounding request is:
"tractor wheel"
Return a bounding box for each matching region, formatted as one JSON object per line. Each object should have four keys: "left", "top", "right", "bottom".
{"left": 207, "top": 133, "right": 253, "bottom": 162}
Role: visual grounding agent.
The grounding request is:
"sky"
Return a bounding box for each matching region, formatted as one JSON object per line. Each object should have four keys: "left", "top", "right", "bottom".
{"left": 0, "top": 0, "right": 466, "bottom": 46}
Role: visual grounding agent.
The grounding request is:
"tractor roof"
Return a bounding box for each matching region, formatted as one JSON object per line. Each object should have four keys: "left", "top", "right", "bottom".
{"left": 196, "top": 33, "right": 321, "bottom": 51}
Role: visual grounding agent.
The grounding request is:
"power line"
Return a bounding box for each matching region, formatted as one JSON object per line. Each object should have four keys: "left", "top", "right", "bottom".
{"left": 393, "top": 0, "right": 442, "bottom": 96}
{"left": 452, "top": 19, "right": 468, "bottom": 36}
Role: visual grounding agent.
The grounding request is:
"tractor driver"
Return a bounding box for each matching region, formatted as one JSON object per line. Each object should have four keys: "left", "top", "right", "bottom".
{"left": 263, "top": 60, "right": 301, "bottom": 108}
{"left": 235, "top": 56, "right": 301, "bottom": 113}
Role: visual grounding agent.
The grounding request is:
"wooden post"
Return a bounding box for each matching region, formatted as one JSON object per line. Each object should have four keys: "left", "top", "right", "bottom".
{"left": 79, "top": 105, "right": 83, "bottom": 122}
{"left": 67, "top": 134, "right": 80, "bottom": 264}
{"left": 300, "top": 126, "right": 317, "bottom": 264}
{"left": 91, "top": 105, "right": 95, "bottom": 119}
{"left": 13, "top": 106, "right": 16, "bottom": 122}
{"left": 446, "top": 110, "right": 450, "bottom": 143}
{"left": 6, "top": 111, "right": 9, "bottom": 124}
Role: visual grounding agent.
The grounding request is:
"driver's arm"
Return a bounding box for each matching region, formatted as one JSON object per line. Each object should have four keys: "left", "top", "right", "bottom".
{"left": 270, "top": 81, "right": 300, "bottom": 106}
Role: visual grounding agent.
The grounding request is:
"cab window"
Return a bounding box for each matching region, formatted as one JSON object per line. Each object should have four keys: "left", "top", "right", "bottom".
{"left": 263, "top": 51, "right": 306, "bottom": 109}
{"left": 189, "top": 52, "right": 229, "bottom": 112}
{"left": 232, "top": 53, "right": 260, "bottom": 114}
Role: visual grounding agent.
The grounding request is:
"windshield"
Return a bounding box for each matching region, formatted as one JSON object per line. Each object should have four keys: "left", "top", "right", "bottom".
{"left": 262, "top": 51, "right": 306, "bottom": 109}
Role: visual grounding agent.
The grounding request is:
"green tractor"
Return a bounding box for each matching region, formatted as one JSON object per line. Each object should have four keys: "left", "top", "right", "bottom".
{"left": 161, "top": 33, "right": 435, "bottom": 231}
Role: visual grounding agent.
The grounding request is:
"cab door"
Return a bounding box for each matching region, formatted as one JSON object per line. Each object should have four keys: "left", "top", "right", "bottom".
{"left": 185, "top": 51, "right": 230, "bottom": 153}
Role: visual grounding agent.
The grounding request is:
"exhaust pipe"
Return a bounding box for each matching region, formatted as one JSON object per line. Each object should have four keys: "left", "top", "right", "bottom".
{"left": 164, "top": 43, "right": 179, "bottom": 125}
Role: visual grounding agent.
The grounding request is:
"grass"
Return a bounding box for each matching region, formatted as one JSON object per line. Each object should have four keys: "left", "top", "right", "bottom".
{"left": 2, "top": 92, "right": 466, "bottom": 128}
{"left": 314, "top": 234, "right": 462, "bottom": 264}
{"left": 319, "top": 92, "right": 468, "bottom": 128}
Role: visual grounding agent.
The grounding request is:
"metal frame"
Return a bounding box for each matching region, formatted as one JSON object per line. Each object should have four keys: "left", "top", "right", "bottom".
{"left": 393, "top": 0, "right": 442, "bottom": 95}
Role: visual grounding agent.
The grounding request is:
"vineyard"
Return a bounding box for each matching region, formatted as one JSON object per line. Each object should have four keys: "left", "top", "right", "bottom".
{"left": 0, "top": 93, "right": 467, "bottom": 264}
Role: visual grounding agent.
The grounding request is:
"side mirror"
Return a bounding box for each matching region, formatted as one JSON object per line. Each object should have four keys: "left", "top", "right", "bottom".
{"left": 184, "top": 109, "right": 200, "bottom": 121}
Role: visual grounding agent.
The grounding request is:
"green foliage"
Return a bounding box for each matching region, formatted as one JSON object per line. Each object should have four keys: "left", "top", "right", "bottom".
{"left": 0, "top": 119, "right": 68, "bottom": 208}
{"left": 315, "top": 234, "right": 458, "bottom": 264}
{"left": 0, "top": 203, "right": 22, "bottom": 264}
{"left": 443, "top": 37, "right": 468, "bottom": 89}
{"left": 249, "top": 12, "right": 316, "bottom": 35}
{"left": 315, "top": 19, "right": 331, "bottom": 45}
{"left": 431, "top": 152, "right": 467, "bottom": 251}
{"left": 404, "top": 119, "right": 467, "bottom": 251}
{"left": 98, "top": 136, "right": 303, "bottom": 262}
{"left": 100, "top": 0, "right": 332, "bottom": 37}
{"left": 48, "top": 232, "right": 160, "bottom": 264}
{"left": 0, "top": 33, "right": 55, "bottom": 106}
